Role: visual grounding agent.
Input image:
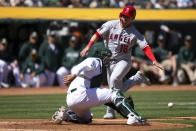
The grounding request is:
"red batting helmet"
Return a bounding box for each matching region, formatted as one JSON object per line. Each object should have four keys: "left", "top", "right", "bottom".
{"left": 120, "top": 6, "right": 136, "bottom": 20}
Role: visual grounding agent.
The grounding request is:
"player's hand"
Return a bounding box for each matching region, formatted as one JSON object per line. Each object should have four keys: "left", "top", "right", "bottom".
{"left": 152, "top": 61, "right": 164, "bottom": 71}
{"left": 80, "top": 46, "right": 90, "bottom": 56}
{"left": 187, "top": 62, "right": 195, "bottom": 70}
{"left": 63, "top": 74, "right": 76, "bottom": 85}
{"left": 20, "top": 74, "right": 24, "bottom": 80}
{"left": 30, "top": 72, "right": 36, "bottom": 78}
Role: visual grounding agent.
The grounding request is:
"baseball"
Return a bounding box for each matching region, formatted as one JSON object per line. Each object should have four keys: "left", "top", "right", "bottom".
{"left": 168, "top": 102, "right": 174, "bottom": 108}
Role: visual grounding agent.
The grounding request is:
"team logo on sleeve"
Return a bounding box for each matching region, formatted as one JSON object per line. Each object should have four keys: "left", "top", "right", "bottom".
{"left": 125, "top": 8, "right": 130, "bottom": 13}
{"left": 91, "top": 61, "right": 96, "bottom": 68}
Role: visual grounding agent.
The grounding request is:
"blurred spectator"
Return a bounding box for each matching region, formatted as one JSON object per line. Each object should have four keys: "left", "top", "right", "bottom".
{"left": 38, "top": 30, "right": 62, "bottom": 86}
{"left": 0, "top": 0, "right": 9, "bottom": 6}
{"left": 154, "top": 0, "right": 165, "bottom": 9}
{"left": 16, "top": 0, "right": 28, "bottom": 6}
{"left": 109, "top": 0, "right": 118, "bottom": 7}
{"left": 69, "top": 0, "right": 83, "bottom": 7}
{"left": 126, "top": 0, "right": 135, "bottom": 6}
{"left": 18, "top": 31, "right": 40, "bottom": 68}
{"left": 132, "top": 34, "right": 177, "bottom": 85}
{"left": 193, "top": 0, "right": 196, "bottom": 8}
{"left": 56, "top": 0, "right": 71, "bottom": 7}
{"left": 131, "top": 46, "right": 155, "bottom": 84}
{"left": 160, "top": 25, "right": 182, "bottom": 54}
{"left": 10, "top": 0, "right": 18, "bottom": 6}
{"left": 0, "top": 38, "right": 21, "bottom": 88}
{"left": 115, "top": 0, "right": 126, "bottom": 8}
{"left": 176, "top": 0, "right": 194, "bottom": 8}
{"left": 89, "top": 0, "right": 101, "bottom": 8}
{"left": 101, "top": 0, "right": 110, "bottom": 7}
{"left": 144, "top": 29, "right": 155, "bottom": 47}
{"left": 125, "top": 0, "right": 143, "bottom": 9}
{"left": 177, "top": 35, "right": 196, "bottom": 85}
{"left": 72, "top": 30, "right": 84, "bottom": 45}
{"left": 0, "top": 0, "right": 195, "bottom": 8}
{"left": 149, "top": 0, "right": 178, "bottom": 9}
{"left": 20, "top": 49, "right": 46, "bottom": 88}
{"left": 145, "top": 1, "right": 154, "bottom": 9}
{"left": 56, "top": 35, "right": 84, "bottom": 87}
{"left": 152, "top": 34, "right": 178, "bottom": 85}
{"left": 25, "top": 0, "right": 43, "bottom": 7}
{"left": 168, "top": 0, "right": 177, "bottom": 8}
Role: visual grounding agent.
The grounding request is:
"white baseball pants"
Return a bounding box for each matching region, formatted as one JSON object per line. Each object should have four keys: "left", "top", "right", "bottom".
{"left": 67, "top": 87, "right": 114, "bottom": 121}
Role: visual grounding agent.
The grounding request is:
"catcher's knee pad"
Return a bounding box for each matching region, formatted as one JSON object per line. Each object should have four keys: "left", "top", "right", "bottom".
{"left": 111, "top": 89, "right": 140, "bottom": 118}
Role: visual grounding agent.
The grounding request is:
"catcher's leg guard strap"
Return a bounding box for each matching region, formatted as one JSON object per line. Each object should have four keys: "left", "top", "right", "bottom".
{"left": 112, "top": 89, "right": 140, "bottom": 119}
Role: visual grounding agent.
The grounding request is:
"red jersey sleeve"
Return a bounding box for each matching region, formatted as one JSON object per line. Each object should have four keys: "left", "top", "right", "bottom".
{"left": 142, "top": 45, "right": 156, "bottom": 62}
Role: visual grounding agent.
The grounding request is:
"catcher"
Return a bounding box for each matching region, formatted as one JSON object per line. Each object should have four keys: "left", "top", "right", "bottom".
{"left": 52, "top": 46, "right": 149, "bottom": 125}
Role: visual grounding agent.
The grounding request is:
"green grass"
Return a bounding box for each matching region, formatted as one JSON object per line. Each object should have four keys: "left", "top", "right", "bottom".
{"left": 0, "top": 90, "right": 196, "bottom": 131}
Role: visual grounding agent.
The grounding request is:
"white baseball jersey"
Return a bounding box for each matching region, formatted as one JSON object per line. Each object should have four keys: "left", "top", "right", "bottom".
{"left": 68, "top": 57, "right": 102, "bottom": 91}
{"left": 66, "top": 57, "right": 114, "bottom": 121}
{"left": 96, "top": 20, "right": 150, "bottom": 115}
{"left": 97, "top": 20, "right": 148, "bottom": 62}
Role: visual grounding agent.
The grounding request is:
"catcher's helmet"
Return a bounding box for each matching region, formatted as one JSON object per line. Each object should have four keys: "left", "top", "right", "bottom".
{"left": 120, "top": 6, "right": 136, "bottom": 20}
{"left": 91, "top": 47, "right": 111, "bottom": 59}
{"left": 88, "top": 45, "right": 112, "bottom": 66}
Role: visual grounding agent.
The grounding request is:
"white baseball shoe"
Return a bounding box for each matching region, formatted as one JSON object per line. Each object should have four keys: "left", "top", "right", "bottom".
{"left": 127, "top": 115, "right": 149, "bottom": 125}
{"left": 159, "top": 75, "right": 170, "bottom": 84}
{"left": 103, "top": 112, "right": 116, "bottom": 119}
{"left": 137, "top": 71, "right": 151, "bottom": 86}
{"left": 103, "top": 107, "right": 116, "bottom": 119}
{"left": 21, "top": 83, "right": 28, "bottom": 88}
{"left": 52, "top": 106, "right": 68, "bottom": 124}
{"left": 0, "top": 82, "right": 10, "bottom": 88}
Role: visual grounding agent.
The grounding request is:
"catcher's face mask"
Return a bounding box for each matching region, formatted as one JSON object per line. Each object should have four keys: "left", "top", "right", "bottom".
{"left": 100, "top": 50, "right": 112, "bottom": 66}
{"left": 93, "top": 48, "right": 112, "bottom": 66}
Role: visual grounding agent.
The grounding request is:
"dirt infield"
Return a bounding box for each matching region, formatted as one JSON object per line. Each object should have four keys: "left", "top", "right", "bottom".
{"left": 0, "top": 85, "right": 196, "bottom": 95}
{"left": 0, "top": 118, "right": 193, "bottom": 131}
{"left": 0, "top": 85, "right": 196, "bottom": 131}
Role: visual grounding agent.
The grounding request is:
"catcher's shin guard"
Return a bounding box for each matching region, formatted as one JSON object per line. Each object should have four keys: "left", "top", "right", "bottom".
{"left": 112, "top": 89, "right": 140, "bottom": 119}
{"left": 104, "top": 95, "right": 134, "bottom": 118}
{"left": 127, "top": 96, "right": 134, "bottom": 109}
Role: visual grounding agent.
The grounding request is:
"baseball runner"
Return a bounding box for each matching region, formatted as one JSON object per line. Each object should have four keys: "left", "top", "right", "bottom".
{"left": 80, "top": 6, "right": 164, "bottom": 119}
{"left": 52, "top": 46, "right": 148, "bottom": 125}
